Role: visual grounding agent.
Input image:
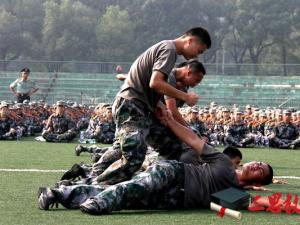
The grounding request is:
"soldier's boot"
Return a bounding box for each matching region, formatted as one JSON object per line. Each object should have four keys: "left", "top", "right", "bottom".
{"left": 75, "top": 145, "right": 88, "bottom": 156}
{"left": 289, "top": 139, "right": 300, "bottom": 150}
{"left": 60, "top": 163, "right": 87, "bottom": 180}
{"left": 38, "top": 187, "right": 59, "bottom": 210}
{"left": 80, "top": 198, "right": 110, "bottom": 215}
{"left": 241, "top": 138, "right": 255, "bottom": 148}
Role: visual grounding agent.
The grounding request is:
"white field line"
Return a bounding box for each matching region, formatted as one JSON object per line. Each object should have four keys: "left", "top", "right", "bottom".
{"left": 274, "top": 176, "right": 300, "bottom": 180}
{"left": 0, "top": 169, "right": 300, "bottom": 180}
{"left": 0, "top": 168, "right": 65, "bottom": 173}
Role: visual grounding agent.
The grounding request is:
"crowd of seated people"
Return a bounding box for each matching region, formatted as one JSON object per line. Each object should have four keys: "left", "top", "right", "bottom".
{"left": 1, "top": 100, "right": 300, "bottom": 149}
{"left": 0, "top": 100, "right": 115, "bottom": 144}
{"left": 183, "top": 102, "right": 300, "bottom": 149}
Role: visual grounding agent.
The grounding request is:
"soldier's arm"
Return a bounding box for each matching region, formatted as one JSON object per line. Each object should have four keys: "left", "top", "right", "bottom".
{"left": 44, "top": 115, "right": 54, "bottom": 133}
{"left": 9, "top": 80, "right": 18, "bottom": 96}
{"left": 165, "top": 98, "right": 188, "bottom": 126}
{"left": 149, "top": 71, "right": 198, "bottom": 106}
{"left": 163, "top": 110, "right": 205, "bottom": 155}
{"left": 28, "top": 87, "right": 39, "bottom": 95}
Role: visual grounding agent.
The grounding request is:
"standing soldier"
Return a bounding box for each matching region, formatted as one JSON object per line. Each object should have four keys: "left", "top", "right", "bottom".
{"left": 9, "top": 68, "right": 39, "bottom": 103}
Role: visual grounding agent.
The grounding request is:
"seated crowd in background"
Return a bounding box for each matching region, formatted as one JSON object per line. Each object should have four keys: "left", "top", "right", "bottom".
{"left": 1, "top": 100, "right": 300, "bottom": 149}
{"left": 0, "top": 100, "right": 115, "bottom": 144}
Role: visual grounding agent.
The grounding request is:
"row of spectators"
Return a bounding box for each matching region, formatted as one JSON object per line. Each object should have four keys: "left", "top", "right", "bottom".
{"left": 0, "top": 100, "right": 115, "bottom": 144}
{"left": 184, "top": 102, "right": 300, "bottom": 149}
{"left": 1, "top": 100, "right": 300, "bottom": 149}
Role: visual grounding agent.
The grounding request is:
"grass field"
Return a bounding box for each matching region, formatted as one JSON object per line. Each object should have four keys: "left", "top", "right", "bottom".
{"left": 1, "top": 138, "right": 300, "bottom": 225}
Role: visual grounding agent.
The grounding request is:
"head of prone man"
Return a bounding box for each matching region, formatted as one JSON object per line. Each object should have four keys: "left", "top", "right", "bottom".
{"left": 237, "top": 161, "right": 273, "bottom": 187}
{"left": 223, "top": 146, "right": 242, "bottom": 169}
{"left": 176, "top": 27, "right": 211, "bottom": 60}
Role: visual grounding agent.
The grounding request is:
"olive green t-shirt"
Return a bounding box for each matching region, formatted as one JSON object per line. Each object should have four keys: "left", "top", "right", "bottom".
{"left": 117, "top": 40, "right": 177, "bottom": 111}
{"left": 183, "top": 144, "right": 239, "bottom": 208}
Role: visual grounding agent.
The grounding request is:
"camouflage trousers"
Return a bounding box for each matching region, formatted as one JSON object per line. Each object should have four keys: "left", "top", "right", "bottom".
{"left": 92, "top": 97, "right": 183, "bottom": 185}
{"left": 269, "top": 137, "right": 300, "bottom": 149}
{"left": 42, "top": 131, "right": 77, "bottom": 142}
{"left": 97, "top": 131, "right": 115, "bottom": 144}
{"left": 0, "top": 132, "right": 17, "bottom": 140}
{"left": 54, "top": 160, "right": 185, "bottom": 211}
{"left": 224, "top": 134, "right": 255, "bottom": 147}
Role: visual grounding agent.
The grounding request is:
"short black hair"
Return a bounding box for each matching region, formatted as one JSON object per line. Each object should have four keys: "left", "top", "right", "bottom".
{"left": 175, "top": 59, "right": 206, "bottom": 75}
{"left": 184, "top": 27, "right": 211, "bottom": 49}
{"left": 262, "top": 164, "right": 273, "bottom": 185}
{"left": 20, "top": 67, "right": 30, "bottom": 73}
{"left": 223, "top": 146, "right": 242, "bottom": 159}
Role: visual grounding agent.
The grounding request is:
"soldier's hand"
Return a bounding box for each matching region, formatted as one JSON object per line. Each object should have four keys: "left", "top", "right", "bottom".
{"left": 272, "top": 179, "right": 289, "bottom": 184}
{"left": 155, "top": 103, "right": 167, "bottom": 120}
{"left": 185, "top": 92, "right": 199, "bottom": 106}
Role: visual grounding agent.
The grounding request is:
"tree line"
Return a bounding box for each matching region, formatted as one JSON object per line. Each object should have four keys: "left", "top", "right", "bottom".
{"left": 0, "top": 0, "right": 299, "bottom": 69}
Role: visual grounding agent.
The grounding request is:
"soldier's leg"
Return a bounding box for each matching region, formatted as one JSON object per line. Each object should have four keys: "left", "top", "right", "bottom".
{"left": 60, "top": 131, "right": 77, "bottom": 142}
{"left": 92, "top": 98, "right": 151, "bottom": 185}
{"left": 91, "top": 144, "right": 122, "bottom": 176}
{"left": 101, "top": 132, "right": 115, "bottom": 144}
{"left": 241, "top": 135, "right": 255, "bottom": 147}
{"left": 38, "top": 184, "right": 106, "bottom": 210}
{"left": 289, "top": 138, "right": 300, "bottom": 149}
{"left": 94, "top": 128, "right": 148, "bottom": 184}
{"left": 75, "top": 144, "right": 109, "bottom": 156}
{"left": 269, "top": 137, "right": 288, "bottom": 148}
{"left": 42, "top": 132, "right": 61, "bottom": 142}
{"left": 80, "top": 160, "right": 185, "bottom": 214}
{"left": 224, "top": 135, "right": 242, "bottom": 147}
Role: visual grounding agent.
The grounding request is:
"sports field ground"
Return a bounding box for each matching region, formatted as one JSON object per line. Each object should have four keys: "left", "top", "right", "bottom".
{"left": 1, "top": 138, "right": 300, "bottom": 225}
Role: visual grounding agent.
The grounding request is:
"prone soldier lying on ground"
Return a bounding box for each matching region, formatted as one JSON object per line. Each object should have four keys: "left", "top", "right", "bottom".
{"left": 38, "top": 108, "right": 275, "bottom": 215}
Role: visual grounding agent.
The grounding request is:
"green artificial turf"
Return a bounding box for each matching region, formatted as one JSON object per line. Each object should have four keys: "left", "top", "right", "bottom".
{"left": 0, "top": 138, "right": 299, "bottom": 225}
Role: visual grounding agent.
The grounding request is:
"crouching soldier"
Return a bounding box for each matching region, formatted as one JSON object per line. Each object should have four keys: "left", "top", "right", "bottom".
{"left": 42, "top": 101, "right": 77, "bottom": 142}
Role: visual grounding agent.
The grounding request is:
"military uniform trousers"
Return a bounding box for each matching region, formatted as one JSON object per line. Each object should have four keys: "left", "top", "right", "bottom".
{"left": 93, "top": 97, "right": 183, "bottom": 185}
{"left": 54, "top": 160, "right": 185, "bottom": 212}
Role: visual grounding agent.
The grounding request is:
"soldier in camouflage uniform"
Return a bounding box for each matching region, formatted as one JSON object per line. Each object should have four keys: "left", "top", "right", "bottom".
{"left": 38, "top": 110, "right": 273, "bottom": 214}
{"left": 85, "top": 28, "right": 210, "bottom": 185}
{"left": 210, "top": 107, "right": 231, "bottom": 146}
{"left": 42, "top": 101, "right": 77, "bottom": 142}
{"left": 80, "top": 104, "right": 104, "bottom": 142}
{"left": 186, "top": 107, "right": 207, "bottom": 137}
{"left": 0, "top": 102, "right": 19, "bottom": 140}
{"left": 269, "top": 110, "right": 300, "bottom": 149}
{"left": 97, "top": 106, "right": 116, "bottom": 144}
{"left": 224, "top": 110, "right": 255, "bottom": 147}
{"left": 250, "top": 112, "right": 269, "bottom": 147}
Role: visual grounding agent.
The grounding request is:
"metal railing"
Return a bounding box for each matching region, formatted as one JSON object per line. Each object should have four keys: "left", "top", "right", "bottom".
{"left": 0, "top": 60, "right": 300, "bottom": 76}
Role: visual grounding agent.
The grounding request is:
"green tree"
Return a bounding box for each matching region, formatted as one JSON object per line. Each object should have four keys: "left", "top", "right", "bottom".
{"left": 95, "top": 5, "right": 135, "bottom": 61}
{"left": 0, "top": 9, "right": 21, "bottom": 60}
{"left": 42, "top": 0, "right": 97, "bottom": 61}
